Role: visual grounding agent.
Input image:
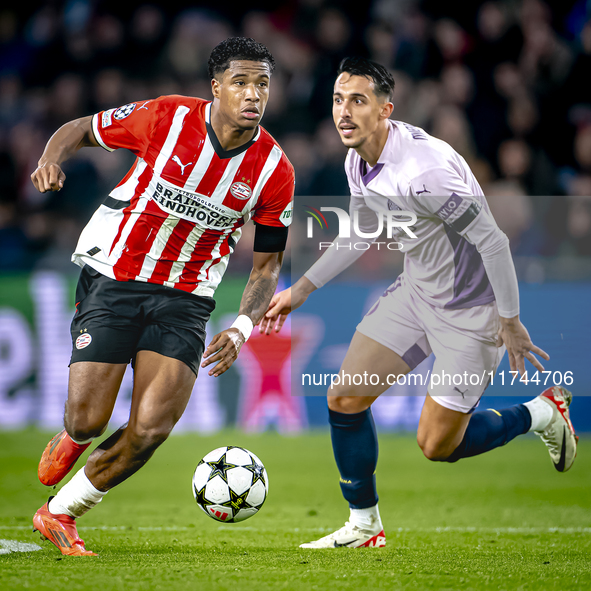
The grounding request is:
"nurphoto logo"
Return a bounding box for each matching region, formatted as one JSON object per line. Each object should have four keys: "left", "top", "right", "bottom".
{"left": 304, "top": 205, "right": 418, "bottom": 251}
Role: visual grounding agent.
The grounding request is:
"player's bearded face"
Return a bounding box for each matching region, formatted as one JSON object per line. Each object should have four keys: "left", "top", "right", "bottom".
{"left": 332, "top": 73, "right": 386, "bottom": 149}
{"left": 213, "top": 60, "right": 271, "bottom": 130}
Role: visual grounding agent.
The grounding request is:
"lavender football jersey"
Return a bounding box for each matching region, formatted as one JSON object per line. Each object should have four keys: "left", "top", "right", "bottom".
{"left": 344, "top": 120, "right": 507, "bottom": 311}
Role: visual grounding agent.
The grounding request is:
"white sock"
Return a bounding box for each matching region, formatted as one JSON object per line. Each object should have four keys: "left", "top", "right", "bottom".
{"left": 48, "top": 468, "right": 107, "bottom": 518}
{"left": 349, "top": 504, "right": 382, "bottom": 533}
{"left": 523, "top": 397, "right": 554, "bottom": 432}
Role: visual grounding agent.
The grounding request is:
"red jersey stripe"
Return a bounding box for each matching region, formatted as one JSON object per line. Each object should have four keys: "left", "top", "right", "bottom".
{"left": 195, "top": 153, "right": 231, "bottom": 196}
{"left": 174, "top": 229, "right": 226, "bottom": 291}
{"left": 109, "top": 161, "right": 152, "bottom": 257}
{"left": 149, "top": 217, "right": 196, "bottom": 283}
{"left": 112, "top": 199, "right": 169, "bottom": 280}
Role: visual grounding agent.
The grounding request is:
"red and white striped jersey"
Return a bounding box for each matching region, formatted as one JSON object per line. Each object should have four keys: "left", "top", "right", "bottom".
{"left": 72, "top": 95, "right": 294, "bottom": 297}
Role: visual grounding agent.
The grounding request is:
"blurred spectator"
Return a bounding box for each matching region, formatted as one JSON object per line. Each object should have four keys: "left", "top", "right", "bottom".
{"left": 567, "top": 196, "right": 591, "bottom": 255}
{"left": 0, "top": 201, "right": 30, "bottom": 269}
{"left": 406, "top": 78, "right": 441, "bottom": 129}
{"left": 46, "top": 73, "right": 86, "bottom": 129}
{"left": 560, "top": 124, "right": 591, "bottom": 197}
{"left": 388, "top": 69, "right": 413, "bottom": 124}
{"left": 125, "top": 5, "right": 167, "bottom": 79}
{"left": 423, "top": 18, "right": 471, "bottom": 77}
{"left": 494, "top": 139, "right": 530, "bottom": 194}
{"left": 486, "top": 185, "right": 533, "bottom": 251}
{"left": 91, "top": 69, "right": 125, "bottom": 113}
{"left": 281, "top": 133, "right": 319, "bottom": 196}
{"left": 564, "top": 19, "right": 591, "bottom": 109}
{"left": 165, "top": 10, "right": 232, "bottom": 82}
{"left": 365, "top": 21, "right": 396, "bottom": 68}
{"left": 392, "top": 9, "right": 430, "bottom": 79}
{"left": 92, "top": 14, "right": 126, "bottom": 72}
{"left": 430, "top": 104, "right": 492, "bottom": 187}
{"left": 440, "top": 63, "right": 474, "bottom": 107}
{"left": 0, "top": 75, "right": 25, "bottom": 128}
{"left": 307, "top": 117, "right": 349, "bottom": 196}
{"left": 574, "top": 125, "right": 591, "bottom": 174}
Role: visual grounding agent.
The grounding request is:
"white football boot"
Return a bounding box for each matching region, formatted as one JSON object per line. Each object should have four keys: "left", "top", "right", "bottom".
{"left": 299, "top": 521, "right": 386, "bottom": 549}
{"left": 534, "top": 386, "right": 578, "bottom": 472}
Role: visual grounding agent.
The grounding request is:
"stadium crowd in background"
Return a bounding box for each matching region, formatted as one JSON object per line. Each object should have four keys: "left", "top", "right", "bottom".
{"left": 0, "top": 0, "right": 590, "bottom": 272}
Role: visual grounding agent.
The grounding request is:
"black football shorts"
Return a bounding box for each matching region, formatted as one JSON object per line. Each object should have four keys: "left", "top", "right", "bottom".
{"left": 70, "top": 266, "right": 216, "bottom": 376}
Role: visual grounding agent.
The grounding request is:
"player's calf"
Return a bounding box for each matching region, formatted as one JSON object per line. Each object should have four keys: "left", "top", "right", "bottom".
{"left": 83, "top": 421, "right": 175, "bottom": 491}
{"left": 418, "top": 393, "right": 543, "bottom": 464}
{"left": 125, "top": 422, "right": 174, "bottom": 461}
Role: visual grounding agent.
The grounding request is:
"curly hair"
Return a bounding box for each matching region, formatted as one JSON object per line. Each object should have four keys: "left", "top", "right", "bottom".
{"left": 208, "top": 37, "right": 275, "bottom": 80}
{"left": 337, "top": 57, "right": 395, "bottom": 101}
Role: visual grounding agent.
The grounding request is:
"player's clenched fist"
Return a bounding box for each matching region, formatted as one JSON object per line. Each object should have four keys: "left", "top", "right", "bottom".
{"left": 31, "top": 162, "right": 66, "bottom": 193}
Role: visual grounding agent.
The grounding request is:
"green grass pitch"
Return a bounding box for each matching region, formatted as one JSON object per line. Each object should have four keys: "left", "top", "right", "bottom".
{"left": 1, "top": 428, "right": 590, "bottom": 590}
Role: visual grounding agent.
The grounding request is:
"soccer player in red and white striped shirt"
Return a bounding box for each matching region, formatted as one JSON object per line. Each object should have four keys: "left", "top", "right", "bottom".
{"left": 30, "top": 38, "right": 293, "bottom": 556}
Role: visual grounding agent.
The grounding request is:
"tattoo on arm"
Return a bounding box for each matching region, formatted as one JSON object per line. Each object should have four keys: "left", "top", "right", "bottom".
{"left": 239, "top": 261, "right": 281, "bottom": 324}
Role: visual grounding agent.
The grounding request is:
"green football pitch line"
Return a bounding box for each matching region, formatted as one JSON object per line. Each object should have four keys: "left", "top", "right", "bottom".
{"left": 1, "top": 429, "right": 590, "bottom": 590}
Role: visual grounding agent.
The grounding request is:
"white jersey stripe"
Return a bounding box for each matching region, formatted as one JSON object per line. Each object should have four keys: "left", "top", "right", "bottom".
{"left": 166, "top": 224, "right": 208, "bottom": 285}
{"left": 195, "top": 232, "right": 227, "bottom": 287}
{"left": 191, "top": 219, "right": 242, "bottom": 293}
{"left": 183, "top": 135, "right": 215, "bottom": 190}
{"left": 137, "top": 215, "right": 181, "bottom": 279}
{"left": 109, "top": 196, "right": 150, "bottom": 265}
{"left": 110, "top": 159, "right": 147, "bottom": 201}
{"left": 209, "top": 150, "right": 248, "bottom": 203}
{"left": 92, "top": 114, "right": 115, "bottom": 152}
{"left": 248, "top": 145, "right": 283, "bottom": 212}
{"left": 153, "top": 106, "right": 190, "bottom": 176}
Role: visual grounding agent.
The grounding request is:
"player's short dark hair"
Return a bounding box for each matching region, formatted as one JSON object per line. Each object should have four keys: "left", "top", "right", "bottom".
{"left": 337, "top": 57, "right": 395, "bottom": 101}
{"left": 208, "top": 37, "right": 275, "bottom": 80}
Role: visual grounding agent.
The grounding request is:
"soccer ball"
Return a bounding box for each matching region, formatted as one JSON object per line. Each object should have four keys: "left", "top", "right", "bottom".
{"left": 192, "top": 446, "right": 269, "bottom": 523}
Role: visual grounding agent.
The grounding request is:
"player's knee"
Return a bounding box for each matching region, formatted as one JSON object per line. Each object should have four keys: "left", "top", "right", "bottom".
{"left": 417, "top": 434, "right": 453, "bottom": 462}
{"left": 420, "top": 444, "right": 452, "bottom": 462}
{"left": 64, "top": 405, "right": 108, "bottom": 441}
{"left": 327, "top": 395, "right": 370, "bottom": 414}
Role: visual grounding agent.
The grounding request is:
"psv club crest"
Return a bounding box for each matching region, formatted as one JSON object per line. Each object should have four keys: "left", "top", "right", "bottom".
{"left": 75, "top": 333, "right": 92, "bottom": 349}
{"left": 230, "top": 182, "right": 252, "bottom": 200}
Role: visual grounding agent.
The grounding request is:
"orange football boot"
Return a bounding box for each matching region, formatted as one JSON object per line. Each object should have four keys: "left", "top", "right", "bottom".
{"left": 33, "top": 502, "right": 97, "bottom": 556}
{"left": 38, "top": 430, "right": 91, "bottom": 486}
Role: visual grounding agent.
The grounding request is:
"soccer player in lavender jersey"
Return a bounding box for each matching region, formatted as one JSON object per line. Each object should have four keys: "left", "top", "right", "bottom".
{"left": 263, "top": 57, "right": 577, "bottom": 549}
{"left": 30, "top": 38, "right": 294, "bottom": 556}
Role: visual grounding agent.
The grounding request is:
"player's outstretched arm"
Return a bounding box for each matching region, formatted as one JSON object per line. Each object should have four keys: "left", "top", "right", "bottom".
{"left": 259, "top": 276, "right": 317, "bottom": 335}
{"left": 30, "top": 116, "right": 99, "bottom": 193}
{"left": 201, "top": 251, "right": 283, "bottom": 377}
{"left": 497, "top": 316, "right": 550, "bottom": 376}
{"left": 445, "top": 195, "right": 549, "bottom": 376}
